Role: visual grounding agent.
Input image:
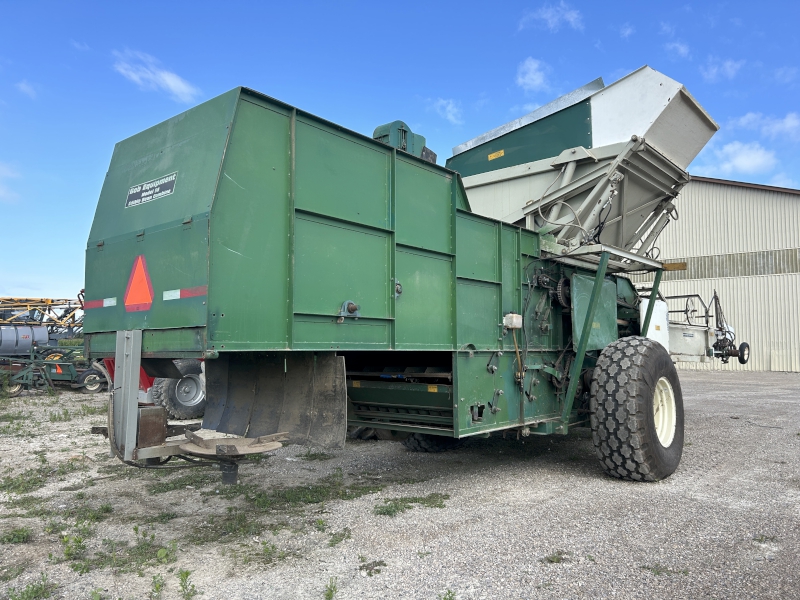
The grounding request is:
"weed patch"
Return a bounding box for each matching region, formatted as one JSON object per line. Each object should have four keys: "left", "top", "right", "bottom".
{"left": 150, "top": 574, "right": 165, "bottom": 599}
{"left": 0, "top": 564, "right": 26, "bottom": 582}
{"left": 78, "top": 404, "right": 106, "bottom": 417}
{"left": 1, "top": 526, "right": 32, "bottom": 544}
{"left": 7, "top": 573, "right": 56, "bottom": 600}
{"left": 67, "top": 503, "right": 113, "bottom": 524}
{"left": 178, "top": 569, "right": 198, "bottom": 599}
{"left": 48, "top": 409, "right": 71, "bottom": 422}
{"left": 542, "top": 550, "right": 571, "bottom": 564}
{"left": 324, "top": 577, "right": 338, "bottom": 599}
{"left": 300, "top": 449, "right": 334, "bottom": 461}
{"left": 2, "top": 496, "right": 52, "bottom": 519}
{"left": 358, "top": 559, "right": 387, "bottom": 577}
{"left": 752, "top": 535, "right": 778, "bottom": 543}
{"left": 373, "top": 493, "right": 449, "bottom": 517}
{"left": 148, "top": 472, "right": 216, "bottom": 494}
{"left": 246, "top": 471, "right": 383, "bottom": 512}
{"left": 260, "top": 541, "right": 290, "bottom": 564}
{"left": 328, "top": 527, "right": 351, "bottom": 547}
{"left": 0, "top": 457, "right": 85, "bottom": 494}
{"left": 184, "top": 507, "right": 263, "bottom": 545}
{"left": 66, "top": 527, "right": 179, "bottom": 575}
{"left": 145, "top": 512, "right": 179, "bottom": 524}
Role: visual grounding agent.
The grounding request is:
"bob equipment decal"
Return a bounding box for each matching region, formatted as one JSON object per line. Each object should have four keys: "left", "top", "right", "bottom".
{"left": 126, "top": 172, "right": 178, "bottom": 207}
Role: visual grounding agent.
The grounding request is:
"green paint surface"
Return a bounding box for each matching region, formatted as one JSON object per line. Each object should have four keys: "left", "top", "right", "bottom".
{"left": 445, "top": 102, "right": 592, "bottom": 177}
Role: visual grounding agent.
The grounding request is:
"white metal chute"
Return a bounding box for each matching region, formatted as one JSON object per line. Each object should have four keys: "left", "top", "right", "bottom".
{"left": 456, "top": 66, "right": 718, "bottom": 270}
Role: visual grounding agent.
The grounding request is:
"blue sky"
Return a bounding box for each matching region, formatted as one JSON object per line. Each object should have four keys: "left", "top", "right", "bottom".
{"left": 1, "top": 1, "right": 798, "bottom": 298}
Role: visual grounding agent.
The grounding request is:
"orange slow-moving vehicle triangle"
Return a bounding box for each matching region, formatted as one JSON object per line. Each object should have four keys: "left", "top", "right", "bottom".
{"left": 124, "top": 255, "right": 154, "bottom": 312}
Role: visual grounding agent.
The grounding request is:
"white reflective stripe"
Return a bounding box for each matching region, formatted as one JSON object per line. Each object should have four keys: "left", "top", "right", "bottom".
{"left": 163, "top": 289, "right": 181, "bottom": 301}
{"left": 103, "top": 297, "right": 117, "bottom": 307}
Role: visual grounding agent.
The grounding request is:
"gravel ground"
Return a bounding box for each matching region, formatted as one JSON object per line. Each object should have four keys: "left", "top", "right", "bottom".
{"left": 1, "top": 370, "right": 798, "bottom": 600}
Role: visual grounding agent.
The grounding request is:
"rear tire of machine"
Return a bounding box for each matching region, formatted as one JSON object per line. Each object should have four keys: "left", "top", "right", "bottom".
{"left": 589, "top": 336, "right": 684, "bottom": 482}
{"left": 152, "top": 359, "right": 206, "bottom": 420}
{"left": 402, "top": 433, "right": 459, "bottom": 453}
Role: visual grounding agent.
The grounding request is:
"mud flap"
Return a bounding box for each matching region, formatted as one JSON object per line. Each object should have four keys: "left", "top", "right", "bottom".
{"left": 203, "top": 352, "right": 347, "bottom": 450}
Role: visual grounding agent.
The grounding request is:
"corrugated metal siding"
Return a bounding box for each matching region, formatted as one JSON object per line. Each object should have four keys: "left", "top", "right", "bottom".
{"left": 657, "top": 180, "right": 800, "bottom": 256}
{"left": 658, "top": 275, "right": 800, "bottom": 372}
{"left": 631, "top": 180, "right": 800, "bottom": 372}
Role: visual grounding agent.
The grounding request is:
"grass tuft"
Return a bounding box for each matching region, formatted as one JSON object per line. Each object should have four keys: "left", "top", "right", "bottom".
{"left": 752, "top": 535, "right": 778, "bottom": 543}
{"left": 0, "top": 456, "right": 85, "bottom": 495}
{"left": 300, "top": 449, "right": 334, "bottom": 461}
{"left": 247, "top": 470, "right": 383, "bottom": 512}
{"left": 7, "top": 573, "right": 56, "bottom": 600}
{"left": 1, "top": 527, "right": 33, "bottom": 544}
{"left": 328, "top": 527, "right": 351, "bottom": 547}
{"left": 178, "top": 569, "right": 198, "bottom": 599}
{"left": 373, "top": 493, "right": 449, "bottom": 517}
{"left": 358, "top": 559, "right": 387, "bottom": 577}
{"left": 542, "top": 550, "right": 570, "bottom": 564}
{"left": 323, "top": 576, "right": 338, "bottom": 600}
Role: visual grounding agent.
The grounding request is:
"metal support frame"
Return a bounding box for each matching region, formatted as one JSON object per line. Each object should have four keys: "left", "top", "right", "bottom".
{"left": 113, "top": 330, "right": 142, "bottom": 461}
{"left": 561, "top": 251, "right": 610, "bottom": 425}
{"left": 640, "top": 269, "right": 663, "bottom": 337}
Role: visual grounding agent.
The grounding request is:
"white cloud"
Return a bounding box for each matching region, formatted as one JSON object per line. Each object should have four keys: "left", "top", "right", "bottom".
{"left": 620, "top": 23, "right": 634, "bottom": 39}
{"left": 761, "top": 113, "right": 800, "bottom": 140}
{"left": 699, "top": 141, "right": 777, "bottom": 177}
{"left": 700, "top": 57, "right": 745, "bottom": 83}
{"left": 729, "top": 112, "right": 800, "bottom": 141}
{"left": 774, "top": 67, "right": 798, "bottom": 84}
{"left": 473, "top": 93, "right": 490, "bottom": 110}
{"left": 432, "top": 98, "right": 463, "bottom": 125}
{"left": 664, "top": 41, "right": 690, "bottom": 59}
{"left": 70, "top": 40, "right": 89, "bottom": 51}
{"left": 519, "top": 1, "right": 583, "bottom": 32}
{"left": 113, "top": 50, "right": 201, "bottom": 103}
{"left": 15, "top": 80, "right": 36, "bottom": 99}
{"left": 0, "top": 162, "right": 20, "bottom": 204}
{"left": 659, "top": 22, "right": 675, "bottom": 36}
{"left": 769, "top": 173, "right": 798, "bottom": 189}
{"left": 516, "top": 57, "right": 550, "bottom": 92}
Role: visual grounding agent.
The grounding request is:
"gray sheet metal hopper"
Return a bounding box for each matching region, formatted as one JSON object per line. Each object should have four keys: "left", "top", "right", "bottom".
{"left": 448, "top": 66, "right": 719, "bottom": 272}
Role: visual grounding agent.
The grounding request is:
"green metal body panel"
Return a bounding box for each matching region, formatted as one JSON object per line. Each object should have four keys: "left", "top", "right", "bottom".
{"left": 444, "top": 102, "right": 592, "bottom": 178}
{"left": 570, "top": 274, "right": 618, "bottom": 352}
{"left": 85, "top": 88, "right": 639, "bottom": 441}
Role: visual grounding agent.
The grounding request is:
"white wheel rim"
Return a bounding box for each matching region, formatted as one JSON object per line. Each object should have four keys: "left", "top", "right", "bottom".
{"left": 85, "top": 374, "right": 101, "bottom": 392}
{"left": 174, "top": 374, "right": 204, "bottom": 407}
{"left": 653, "top": 377, "right": 677, "bottom": 447}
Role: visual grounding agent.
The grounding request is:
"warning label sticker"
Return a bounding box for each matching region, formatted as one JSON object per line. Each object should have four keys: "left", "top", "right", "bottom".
{"left": 125, "top": 172, "right": 178, "bottom": 207}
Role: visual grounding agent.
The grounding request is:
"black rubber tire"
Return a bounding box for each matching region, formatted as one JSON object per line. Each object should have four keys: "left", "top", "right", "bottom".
{"left": 590, "top": 336, "right": 684, "bottom": 482}
{"left": 738, "top": 342, "right": 750, "bottom": 365}
{"left": 152, "top": 359, "right": 206, "bottom": 420}
{"left": 374, "top": 429, "right": 410, "bottom": 442}
{"left": 76, "top": 368, "right": 105, "bottom": 394}
{"left": 5, "top": 382, "right": 23, "bottom": 397}
{"left": 402, "top": 433, "right": 459, "bottom": 453}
